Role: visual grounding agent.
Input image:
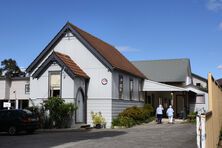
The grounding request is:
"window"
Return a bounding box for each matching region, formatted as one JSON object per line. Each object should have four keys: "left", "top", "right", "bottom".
{"left": 189, "top": 94, "right": 205, "bottom": 104}
{"left": 138, "top": 80, "right": 143, "bottom": 101}
{"left": 196, "top": 95, "right": 205, "bottom": 104}
{"left": 196, "top": 83, "right": 201, "bottom": 87}
{"left": 49, "top": 72, "right": 61, "bottom": 97}
{"left": 119, "top": 75, "right": 123, "bottom": 99}
{"left": 25, "top": 84, "right": 30, "bottom": 94}
{"left": 129, "top": 78, "right": 133, "bottom": 100}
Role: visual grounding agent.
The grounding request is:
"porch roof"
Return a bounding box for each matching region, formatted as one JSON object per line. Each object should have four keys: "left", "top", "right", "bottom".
{"left": 143, "top": 80, "right": 187, "bottom": 92}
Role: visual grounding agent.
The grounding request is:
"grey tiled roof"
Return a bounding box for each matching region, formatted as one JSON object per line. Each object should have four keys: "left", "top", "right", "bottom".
{"left": 132, "top": 59, "right": 192, "bottom": 83}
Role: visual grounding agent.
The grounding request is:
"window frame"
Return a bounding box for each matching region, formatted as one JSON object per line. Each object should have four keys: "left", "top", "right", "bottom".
{"left": 129, "top": 78, "right": 133, "bottom": 100}
{"left": 118, "top": 75, "right": 124, "bottom": 99}
{"left": 48, "top": 71, "right": 61, "bottom": 98}
{"left": 138, "top": 80, "right": 143, "bottom": 101}
{"left": 25, "top": 84, "right": 30, "bottom": 94}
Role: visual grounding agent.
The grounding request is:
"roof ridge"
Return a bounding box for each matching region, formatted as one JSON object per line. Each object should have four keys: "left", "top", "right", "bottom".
{"left": 68, "top": 22, "right": 115, "bottom": 48}
{"left": 132, "top": 58, "right": 190, "bottom": 62}
{"left": 67, "top": 22, "right": 146, "bottom": 79}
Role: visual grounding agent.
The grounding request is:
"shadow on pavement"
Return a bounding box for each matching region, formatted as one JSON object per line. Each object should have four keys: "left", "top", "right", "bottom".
{"left": 0, "top": 130, "right": 127, "bottom": 148}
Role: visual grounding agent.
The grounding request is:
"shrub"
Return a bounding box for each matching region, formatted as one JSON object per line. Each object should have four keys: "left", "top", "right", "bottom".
{"left": 91, "top": 112, "right": 106, "bottom": 128}
{"left": 112, "top": 116, "right": 135, "bottom": 128}
{"left": 113, "top": 105, "right": 154, "bottom": 128}
{"left": 25, "top": 105, "right": 52, "bottom": 129}
{"left": 143, "top": 104, "right": 154, "bottom": 115}
{"left": 119, "top": 106, "right": 144, "bottom": 123}
{"left": 187, "top": 112, "right": 197, "bottom": 123}
{"left": 44, "top": 97, "right": 77, "bottom": 128}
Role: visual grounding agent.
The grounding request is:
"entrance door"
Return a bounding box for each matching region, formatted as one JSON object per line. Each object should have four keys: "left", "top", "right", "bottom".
{"left": 76, "top": 90, "right": 84, "bottom": 123}
{"left": 176, "top": 95, "right": 184, "bottom": 117}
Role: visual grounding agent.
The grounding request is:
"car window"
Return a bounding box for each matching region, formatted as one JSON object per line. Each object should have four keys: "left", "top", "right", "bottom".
{"left": 22, "top": 109, "right": 32, "bottom": 115}
{"left": 0, "top": 112, "right": 6, "bottom": 118}
{"left": 0, "top": 111, "right": 10, "bottom": 119}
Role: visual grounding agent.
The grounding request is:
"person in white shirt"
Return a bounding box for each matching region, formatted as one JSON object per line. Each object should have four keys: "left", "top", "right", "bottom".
{"left": 166, "top": 105, "right": 174, "bottom": 124}
{"left": 156, "top": 104, "right": 164, "bottom": 124}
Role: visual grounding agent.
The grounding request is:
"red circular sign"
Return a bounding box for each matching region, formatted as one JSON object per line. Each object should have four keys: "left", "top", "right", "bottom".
{"left": 101, "top": 78, "right": 108, "bottom": 85}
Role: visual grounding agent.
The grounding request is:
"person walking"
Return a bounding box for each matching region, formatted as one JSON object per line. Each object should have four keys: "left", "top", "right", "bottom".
{"left": 166, "top": 105, "right": 174, "bottom": 124}
{"left": 156, "top": 104, "right": 164, "bottom": 124}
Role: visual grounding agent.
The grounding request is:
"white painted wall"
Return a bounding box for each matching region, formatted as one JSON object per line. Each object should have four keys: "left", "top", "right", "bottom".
{"left": 62, "top": 71, "right": 74, "bottom": 99}
{"left": 28, "top": 31, "right": 145, "bottom": 128}
{"left": 53, "top": 32, "right": 112, "bottom": 99}
{"left": 87, "top": 99, "right": 112, "bottom": 128}
{"left": 9, "top": 80, "right": 30, "bottom": 100}
{"left": 5, "top": 79, "right": 10, "bottom": 99}
{"left": 185, "top": 86, "right": 208, "bottom": 113}
{"left": 192, "top": 76, "right": 207, "bottom": 88}
{"left": 0, "top": 80, "right": 6, "bottom": 99}
{"left": 52, "top": 32, "right": 114, "bottom": 127}
{"left": 30, "top": 64, "right": 61, "bottom": 100}
{"left": 30, "top": 63, "right": 78, "bottom": 104}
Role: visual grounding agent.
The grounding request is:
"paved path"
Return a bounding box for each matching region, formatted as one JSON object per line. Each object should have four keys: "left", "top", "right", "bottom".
{"left": 0, "top": 121, "right": 196, "bottom": 148}
{"left": 53, "top": 121, "right": 196, "bottom": 148}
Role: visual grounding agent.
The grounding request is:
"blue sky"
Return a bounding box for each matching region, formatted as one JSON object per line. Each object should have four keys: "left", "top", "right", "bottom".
{"left": 0, "top": 0, "right": 222, "bottom": 79}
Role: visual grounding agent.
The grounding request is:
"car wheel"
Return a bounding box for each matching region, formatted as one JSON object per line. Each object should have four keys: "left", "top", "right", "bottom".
{"left": 8, "top": 126, "right": 16, "bottom": 136}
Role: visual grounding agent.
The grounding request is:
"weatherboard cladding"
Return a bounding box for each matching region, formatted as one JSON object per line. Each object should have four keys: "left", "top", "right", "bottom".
{"left": 27, "top": 22, "right": 146, "bottom": 79}
{"left": 132, "top": 59, "right": 191, "bottom": 82}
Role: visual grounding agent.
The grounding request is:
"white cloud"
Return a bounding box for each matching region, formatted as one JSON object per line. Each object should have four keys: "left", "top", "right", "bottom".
{"left": 115, "top": 46, "right": 141, "bottom": 53}
{"left": 207, "top": 0, "right": 222, "bottom": 11}
{"left": 217, "top": 65, "right": 222, "bottom": 69}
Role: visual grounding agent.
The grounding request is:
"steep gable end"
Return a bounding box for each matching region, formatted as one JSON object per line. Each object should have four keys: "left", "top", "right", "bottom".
{"left": 68, "top": 23, "right": 146, "bottom": 79}
{"left": 32, "top": 51, "right": 89, "bottom": 79}
{"left": 27, "top": 22, "right": 146, "bottom": 79}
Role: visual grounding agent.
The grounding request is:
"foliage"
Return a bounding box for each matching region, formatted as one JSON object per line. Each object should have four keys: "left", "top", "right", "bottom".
{"left": 26, "top": 105, "right": 52, "bottom": 129}
{"left": 91, "top": 112, "right": 106, "bottom": 128}
{"left": 112, "top": 116, "right": 136, "bottom": 128}
{"left": 0, "top": 59, "right": 25, "bottom": 77}
{"left": 112, "top": 105, "right": 154, "bottom": 128}
{"left": 220, "top": 129, "right": 222, "bottom": 139}
{"left": 44, "top": 97, "right": 77, "bottom": 128}
{"left": 187, "top": 112, "right": 197, "bottom": 123}
{"left": 143, "top": 104, "right": 154, "bottom": 115}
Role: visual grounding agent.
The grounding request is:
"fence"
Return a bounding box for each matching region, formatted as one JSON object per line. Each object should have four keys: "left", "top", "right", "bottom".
{"left": 197, "top": 73, "right": 222, "bottom": 148}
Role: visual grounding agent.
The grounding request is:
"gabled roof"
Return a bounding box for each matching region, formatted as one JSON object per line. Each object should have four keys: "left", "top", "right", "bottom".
{"left": 217, "top": 78, "right": 222, "bottom": 87}
{"left": 33, "top": 52, "right": 89, "bottom": 79}
{"left": 143, "top": 80, "right": 187, "bottom": 92}
{"left": 132, "top": 59, "right": 192, "bottom": 83}
{"left": 192, "top": 73, "right": 207, "bottom": 82}
{"left": 55, "top": 52, "right": 89, "bottom": 79}
{"left": 27, "top": 22, "right": 146, "bottom": 79}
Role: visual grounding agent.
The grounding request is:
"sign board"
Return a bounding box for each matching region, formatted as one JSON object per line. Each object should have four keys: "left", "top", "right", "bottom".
{"left": 3, "top": 102, "right": 11, "bottom": 108}
{"left": 101, "top": 78, "right": 108, "bottom": 85}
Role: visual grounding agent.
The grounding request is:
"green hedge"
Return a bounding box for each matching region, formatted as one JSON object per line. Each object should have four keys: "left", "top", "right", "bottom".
{"left": 27, "top": 97, "right": 77, "bottom": 129}
{"left": 112, "top": 104, "right": 154, "bottom": 128}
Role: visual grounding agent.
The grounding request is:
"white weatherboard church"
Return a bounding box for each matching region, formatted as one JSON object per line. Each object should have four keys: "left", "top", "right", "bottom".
{"left": 0, "top": 22, "right": 209, "bottom": 128}
{"left": 26, "top": 22, "right": 146, "bottom": 128}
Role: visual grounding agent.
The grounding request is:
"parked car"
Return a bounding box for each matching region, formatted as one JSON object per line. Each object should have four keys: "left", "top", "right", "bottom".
{"left": 0, "top": 109, "right": 39, "bottom": 135}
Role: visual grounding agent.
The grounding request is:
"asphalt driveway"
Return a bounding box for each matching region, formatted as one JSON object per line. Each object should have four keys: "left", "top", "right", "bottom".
{"left": 0, "top": 121, "right": 196, "bottom": 148}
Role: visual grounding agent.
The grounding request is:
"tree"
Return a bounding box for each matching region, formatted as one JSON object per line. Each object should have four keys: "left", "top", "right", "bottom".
{"left": 0, "top": 59, "right": 24, "bottom": 78}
